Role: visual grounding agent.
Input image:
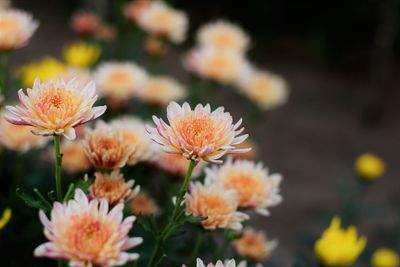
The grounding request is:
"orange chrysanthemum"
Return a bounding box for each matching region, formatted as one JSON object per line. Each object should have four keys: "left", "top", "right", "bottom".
{"left": 110, "top": 116, "right": 154, "bottom": 165}
{"left": 232, "top": 228, "right": 278, "bottom": 262}
{"left": 205, "top": 158, "right": 282, "bottom": 215}
{"left": 34, "top": 189, "right": 143, "bottom": 267}
{"left": 148, "top": 102, "right": 250, "bottom": 164}
{"left": 71, "top": 11, "right": 99, "bottom": 35}
{"left": 0, "top": 9, "right": 38, "bottom": 50}
{"left": 5, "top": 78, "right": 106, "bottom": 140}
{"left": 130, "top": 191, "right": 158, "bottom": 216}
{"left": 82, "top": 121, "right": 136, "bottom": 171}
{"left": 185, "top": 182, "right": 249, "bottom": 230}
{"left": 0, "top": 109, "right": 49, "bottom": 152}
{"left": 90, "top": 170, "right": 140, "bottom": 206}
{"left": 59, "top": 139, "right": 91, "bottom": 174}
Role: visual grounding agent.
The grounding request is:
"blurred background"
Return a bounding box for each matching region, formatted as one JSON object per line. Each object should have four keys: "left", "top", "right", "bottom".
{"left": 2, "top": 0, "right": 400, "bottom": 266}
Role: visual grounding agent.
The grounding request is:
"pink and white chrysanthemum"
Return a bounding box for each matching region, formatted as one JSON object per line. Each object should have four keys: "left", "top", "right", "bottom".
{"left": 205, "top": 158, "right": 282, "bottom": 215}
{"left": 185, "top": 181, "right": 249, "bottom": 230}
{"left": 147, "top": 102, "right": 250, "bottom": 164}
{"left": 5, "top": 78, "right": 106, "bottom": 140}
{"left": 186, "top": 258, "right": 247, "bottom": 267}
{"left": 0, "top": 9, "right": 39, "bottom": 50}
{"left": 34, "top": 189, "right": 143, "bottom": 267}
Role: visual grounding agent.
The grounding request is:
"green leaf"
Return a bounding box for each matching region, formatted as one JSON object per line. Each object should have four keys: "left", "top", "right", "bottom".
{"left": 186, "top": 215, "right": 207, "bottom": 223}
{"left": 16, "top": 188, "right": 51, "bottom": 211}
{"left": 137, "top": 216, "right": 155, "bottom": 235}
{"left": 75, "top": 177, "right": 93, "bottom": 193}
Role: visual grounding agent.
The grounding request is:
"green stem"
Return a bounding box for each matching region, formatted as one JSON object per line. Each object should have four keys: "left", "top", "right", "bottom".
{"left": 53, "top": 135, "right": 63, "bottom": 201}
{"left": 0, "top": 52, "right": 8, "bottom": 96}
{"left": 146, "top": 160, "right": 197, "bottom": 267}
{"left": 214, "top": 230, "right": 231, "bottom": 261}
{"left": 189, "top": 231, "right": 203, "bottom": 267}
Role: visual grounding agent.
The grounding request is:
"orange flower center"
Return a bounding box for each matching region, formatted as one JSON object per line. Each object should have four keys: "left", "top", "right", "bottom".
{"left": 34, "top": 87, "right": 83, "bottom": 123}
{"left": 98, "top": 137, "right": 119, "bottom": 150}
{"left": 0, "top": 18, "right": 17, "bottom": 31}
{"left": 202, "top": 194, "right": 228, "bottom": 214}
{"left": 214, "top": 33, "right": 234, "bottom": 48}
{"left": 69, "top": 217, "right": 114, "bottom": 257}
{"left": 178, "top": 115, "right": 217, "bottom": 148}
{"left": 224, "top": 174, "right": 262, "bottom": 206}
{"left": 110, "top": 72, "right": 131, "bottom": 83}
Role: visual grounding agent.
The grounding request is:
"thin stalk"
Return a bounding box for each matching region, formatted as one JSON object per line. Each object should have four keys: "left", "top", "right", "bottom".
{"left": 53, "top": 135, "right": 63, "bottom": 201}
{"left": 189, "top": 231, "right": 203, "bottom": 267}
{"left": 146, "top": 160, "right": 197, "bottom": 267}
{"left": 0, "top": 52, "right": 8, "bottom": 96}
{"left": 214, "top": 230, "right": 231, "bottom": 261}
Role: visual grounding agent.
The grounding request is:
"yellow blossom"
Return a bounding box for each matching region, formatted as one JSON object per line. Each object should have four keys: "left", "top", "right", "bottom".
{"left": 18, "top": 57, "right": 67, "bottom": 87}
{"left": 355, "top": 153, "right": 386, "bottom": 180}
{"left": 315, "top": 216, "right": 367, "bottom": 267}
{"left": 63, "top": 42, "right": 101, "bottom": 69}
{"left": 0, "top": 208, "right": 11, "bottom": 230}
{"left": 372, "top": 248, "right": 399, "bottom": 267}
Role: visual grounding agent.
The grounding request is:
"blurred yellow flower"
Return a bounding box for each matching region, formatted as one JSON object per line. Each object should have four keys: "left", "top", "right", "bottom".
{"left": 63, "top": 42, "right": 101, "bottom": 69}
{"left": 372, "top": 248, "right": 399, "bottom": 267}
{"left": 0, "top": 208, "right": 11, "bottom": 230}
{"left": 18, "top": 57, "right": 66, "bottom": 87}
{"left": 355, "top": 153, "right": 386, "bottom": 180}
{"left": 315, "top": 216, "right": 367, "bottom": 267}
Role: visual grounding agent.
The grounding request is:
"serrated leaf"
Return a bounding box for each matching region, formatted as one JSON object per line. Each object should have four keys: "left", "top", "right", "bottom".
{"left": 16, "top": 188, "right": 50, "bottom": 211}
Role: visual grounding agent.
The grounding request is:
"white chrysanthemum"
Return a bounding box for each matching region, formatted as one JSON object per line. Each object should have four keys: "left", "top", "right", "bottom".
{"left": 197, "top": 20, "right": 250, "bottom": 52}
{"left": 0, "top": 9, "right": 38, "bottom": 50}
{"left": 34, "top": 189, "right": 143, "bottom": 267}
{"left": 184, "top": 47, "right": 246, "bottom": 84}
{"left": 236, "top": 67, "right": 289, "bottom": 110}
{"left": 205, "top": 158, "right": 282, "bottom": 215}
{"left": 136, "top": 1, "right": 188, "bottom": 43}
{"left": 190, "top": 258, "right": 247, "bottom": 267}
{"left": 139, "top": 76, "right": 186, "bottom": 106}
{"left": 94, "top": 62, "right": 148, "bottom": 103}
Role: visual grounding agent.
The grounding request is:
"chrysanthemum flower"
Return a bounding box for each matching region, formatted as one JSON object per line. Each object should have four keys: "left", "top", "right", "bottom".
{"left": 152, "top": 148, "right": 206, "bottom": 178}
{"left": 63, "top": 42, "right": 101, "bottom": 69}
{"left": 136, "top": 1, "right": 188, "bottom": 43}
{"left": 144, "top": 36, "right": 168, "bottom": 57}
{"left": 230, "top": 139, "right": 256, "bottom": 160}
{"left": 130, "top": 191, "right": 158, "bottom": 216}
{"left": 185, "top": 182, "right": 249, "bottom": 230}
{"left": 0, "top": 208, "right": 11, "bottom": 230}
{"left": 232, "top": 228, "right": 278, "bottom": 262}
{"left": 315, "top": 216, "right": 367, "bottom": 267}
{"left": 82, "top": 121, "right": 135, "bottom": 171}
{"left": 139, "top": 76, "right": 186, "bottom": 106}
{"left": 5, "top": 78, "right": 106, "bottom": 140}
{"left": 355, "top": 153, "right": 386, "bottom": 181}
{"left": 71, "top": 11, "right": 99, "bottom": 35}
{"left": 18, "top": 57, "right": 67, "bottom": 87}
{"left": 0, "top": 9, "right": 38, "bottom": 51}
{"left": 94, "top": 23, "right": 117, "bottom": 42}
{"left": 110, "top": 116, "right": 154, "bottom": 165}
{"left": 236, "top": 69, "right": 289, "bottom": 110}
{"left": 34, "top": 189, "right": 143, "bottom": 267}
{"left": 61, "top": 67, "right": 93, "bottom": 88}
{"left": 191, "top": 258, "right": 247, "bottom": 267}
{"left": 197, "top": 20, "right": 249, "bottom": 52}
{"left": 372, "top": 248, "right": 399, "bottom": 267}
{"left": 148, "top": 101, "right": 250, "bottom": 164}
{"left": 184, "top": 48, "right": 246, "bottom": 84}
{"left": 59, "top": 139, "right": 91, "bottom": 174}
{"left": 0, "top": 109, "right": 49, "bottom": 152}
{"left": 94, "top": 62, "right": 148, "bottom": 105}
{"left": 205, "top": 158, "right": 282, "bottom": 215}
{"left": 124, "top": 0, "right": 150, "bottom": 23}
{"left": 90, "top": 170, "right": 140, "bottom": 206}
